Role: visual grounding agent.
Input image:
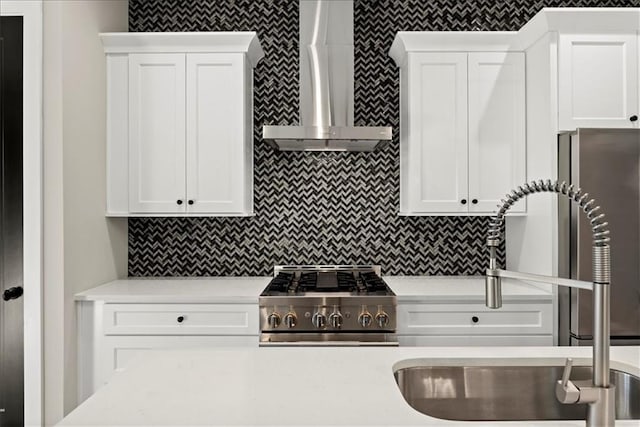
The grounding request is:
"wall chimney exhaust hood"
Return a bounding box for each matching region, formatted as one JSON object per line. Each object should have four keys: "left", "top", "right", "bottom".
{"left": 262, "top": 0, "right": 392, "bottom": 152}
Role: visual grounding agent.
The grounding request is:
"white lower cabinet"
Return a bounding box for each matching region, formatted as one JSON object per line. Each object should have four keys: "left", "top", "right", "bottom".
{"left": 397, "top": 300, "right": 553, "bottom": 346}
{"left": 78, "top": 301, "right": 258, "bottom": 402}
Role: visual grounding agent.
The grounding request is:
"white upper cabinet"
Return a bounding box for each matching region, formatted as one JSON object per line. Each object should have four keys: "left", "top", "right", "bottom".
{"left": 390, "top": 34, "right": 526, "bottom": 216}
{"left": 102, "top": 32, "right": 263, "bottom": 216}
{"left": 514, "top": 8, "right": 640, "bottom": 132}
{"left": 558, "top": 34, "right": 639, "bottom": 131}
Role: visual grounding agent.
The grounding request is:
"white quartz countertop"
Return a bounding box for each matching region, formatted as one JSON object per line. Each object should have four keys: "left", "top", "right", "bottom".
{"left": 59, "top": 345, "right": 639, "bottom": 426}
{"left": 74, "top": 276, "right": 551, "bottom": 304}
{"left": 74, "top": 277, "right": 271, "bottom": 304}
{"left": 385, "top": 276, "right": 552, "bottom": 301}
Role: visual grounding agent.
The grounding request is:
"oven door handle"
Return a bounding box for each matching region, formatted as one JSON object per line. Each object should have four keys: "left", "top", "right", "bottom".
{"left": 259, "top": 341, "right": 399, "bottom": 347}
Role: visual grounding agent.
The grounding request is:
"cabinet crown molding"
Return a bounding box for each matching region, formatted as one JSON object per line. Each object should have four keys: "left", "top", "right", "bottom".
{"left": 390, "top": 8, "right": 640, "bottom": 66}
{"left": 100, "top": 32, "right": 264, "bottom": 67}
{"left": 390, "top": 32, "right": 520, "bottom": 65}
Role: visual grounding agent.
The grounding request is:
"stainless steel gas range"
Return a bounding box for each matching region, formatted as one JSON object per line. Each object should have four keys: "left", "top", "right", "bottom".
{"left": 259, "top": 265, "right": 397, "bottom": 346}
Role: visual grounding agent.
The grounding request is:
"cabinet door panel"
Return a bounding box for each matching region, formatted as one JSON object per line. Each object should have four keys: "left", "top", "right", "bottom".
{"left": 559, "top": 34, "right": 638, "bottom": 130}
{"left": 186, "top": 54, "right": 245, "bottom": 213}
{"left": 405, "top": 53, "right": 468, "bottom": 213}
{"left": 99, "top": 335, "right": 258, "bottom": 393}
{"left": 468, "top": 52, "right": 526, "bottom": 213}
{"left": 129, "top": 54, "right": 186, "bottom": 213}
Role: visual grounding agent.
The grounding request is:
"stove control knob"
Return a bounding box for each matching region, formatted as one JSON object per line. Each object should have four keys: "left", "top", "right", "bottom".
{"left": 284, "top": 312, "right": 297, "bottom": 328}
{"left": 329, "top": 311, "right": 343, "bottom": 329}
{"left": 268, "top": 312, "right": 281, "bottom": 329}
{"left": 376, "top": 311, "right": 390, "bottom": 328}
{"left": 358, "top": 311, "right": 373, "bottom": 328}
{"left": 312, "top": 312, "right": 326, "bottom": 329}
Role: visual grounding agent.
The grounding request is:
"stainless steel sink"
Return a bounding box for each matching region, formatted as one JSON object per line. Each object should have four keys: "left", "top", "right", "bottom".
{"left": 394, "top": 365, "right": 640, "bottom": 421}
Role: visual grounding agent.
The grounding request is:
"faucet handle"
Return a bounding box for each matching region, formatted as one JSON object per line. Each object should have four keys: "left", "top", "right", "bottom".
{"left": 556, "top": 358, "right": 580, "bottom": 404}
{"left": 561, "top": 358, "right": 573, "bottom": 387}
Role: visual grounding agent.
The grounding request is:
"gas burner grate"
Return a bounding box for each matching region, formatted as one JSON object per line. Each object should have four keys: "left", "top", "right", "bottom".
{"left": 361, "top": 271, "right": 388, "bottom": 292}
{"left": 263, "top": 266, "right": 393, "bottom": 296}
{"left": 296, "top": 272, "right": 318, "bottom": 291}
{"left": 268, "top": 272, "right": 294, "bottom": 293}
{"left": 336, "top": 271, "right": 358, "bottom": 291}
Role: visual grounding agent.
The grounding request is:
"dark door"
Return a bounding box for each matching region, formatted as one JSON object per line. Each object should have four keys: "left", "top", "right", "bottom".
{"left": 0, "top": 16, "right": 24, "bottom": 427}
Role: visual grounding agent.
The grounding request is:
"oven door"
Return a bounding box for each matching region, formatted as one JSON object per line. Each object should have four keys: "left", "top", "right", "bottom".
{"left": 259, "top": 332, "right": 398, "bottom": 347}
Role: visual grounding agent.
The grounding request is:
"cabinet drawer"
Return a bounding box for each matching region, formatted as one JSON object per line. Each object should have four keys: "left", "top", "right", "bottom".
{"left": 103, "top": 303, "right": 258, "bottom": 335}
{"left": 397, "top": 302, "right": 552, "bottom": 335}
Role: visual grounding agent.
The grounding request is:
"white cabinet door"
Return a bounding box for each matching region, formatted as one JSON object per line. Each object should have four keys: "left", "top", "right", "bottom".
{"left": 186, "top": 54, "right": 247, "bottom": 213}
{"left": 403, "top": 52, "right": 468, "bottom": 213}
{"left": 129, "top": 53, "right": 187, "bottom": 213}
{"left": 99, "top": 335, "right": 258, "bottom": 394}
{"left": 468, "top": 52, "right": 526, "bottom": 213}
{"left": 558, "top": 34, "right": 639, "bottom": 130}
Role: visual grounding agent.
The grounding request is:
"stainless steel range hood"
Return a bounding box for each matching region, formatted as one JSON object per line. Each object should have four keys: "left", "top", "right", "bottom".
{"left": 262, "top": 0, "right": 392, "bottom": 152}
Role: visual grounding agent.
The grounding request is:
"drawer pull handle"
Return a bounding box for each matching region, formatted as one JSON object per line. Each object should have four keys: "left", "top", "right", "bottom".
{"left": 177, "top": 316, "right": 185, "bottom": 323}
{"left": 472, "top": 316, "right": 479, "bottom": 323}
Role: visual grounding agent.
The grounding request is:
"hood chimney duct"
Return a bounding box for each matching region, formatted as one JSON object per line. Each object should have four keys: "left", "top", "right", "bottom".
{"left": 262, "top": 0, "right": 392, "bottom": 152}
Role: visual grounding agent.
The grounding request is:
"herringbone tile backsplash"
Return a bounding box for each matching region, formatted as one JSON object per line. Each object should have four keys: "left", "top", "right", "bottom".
{"left": 127, "top": 0, "right": 636, "bottom": 277}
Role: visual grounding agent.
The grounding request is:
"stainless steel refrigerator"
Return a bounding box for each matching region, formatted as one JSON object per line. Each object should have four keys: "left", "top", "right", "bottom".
{"left": 558, "top": 128, "right": 640, "bottom": 346}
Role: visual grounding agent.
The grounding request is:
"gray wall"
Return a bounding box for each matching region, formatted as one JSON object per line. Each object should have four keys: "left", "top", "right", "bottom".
{"left": 44, "top": 0, "right": 129, "bottom": 420}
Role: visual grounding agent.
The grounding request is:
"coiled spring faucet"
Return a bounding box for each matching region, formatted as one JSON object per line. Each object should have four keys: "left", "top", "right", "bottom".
{"left": 485, "top": 179, "right": 614, "bottom": 427}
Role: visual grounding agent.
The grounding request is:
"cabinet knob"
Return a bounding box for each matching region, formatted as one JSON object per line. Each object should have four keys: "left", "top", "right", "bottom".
{"left": 472, "top": 316, "right": 479, "bottom": 323}
{"left": 176, "top": 200, "right": 183, "bottom": 205}
{"left": 188, "top": 200, "right": 194, "bottom": 205}
{"left": 177, "top": 316, "right": 185, "bottom": 323}
{"left": 630, "top": 115, "right": 638, "bottom": 122}
{"left": 461, "top": 199, "right": 467, "bottom": 205}
{"left": 2, "top": 286, "right": 23, "bottom": 301}
{"left": 472, "top": 199, "right": 478, "bottom": 204}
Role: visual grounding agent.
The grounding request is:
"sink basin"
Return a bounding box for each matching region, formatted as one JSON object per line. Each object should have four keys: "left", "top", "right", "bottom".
{"left": 394, "top": 364, "right": 640, "bottom": 421}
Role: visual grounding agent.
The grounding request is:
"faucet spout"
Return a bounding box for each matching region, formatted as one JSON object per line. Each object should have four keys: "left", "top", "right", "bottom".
{"left": 485, "top": 246, "right": 502, "bottom": 308}
{"left": 484, "top": 179, "right": 614, "bottom": 427}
